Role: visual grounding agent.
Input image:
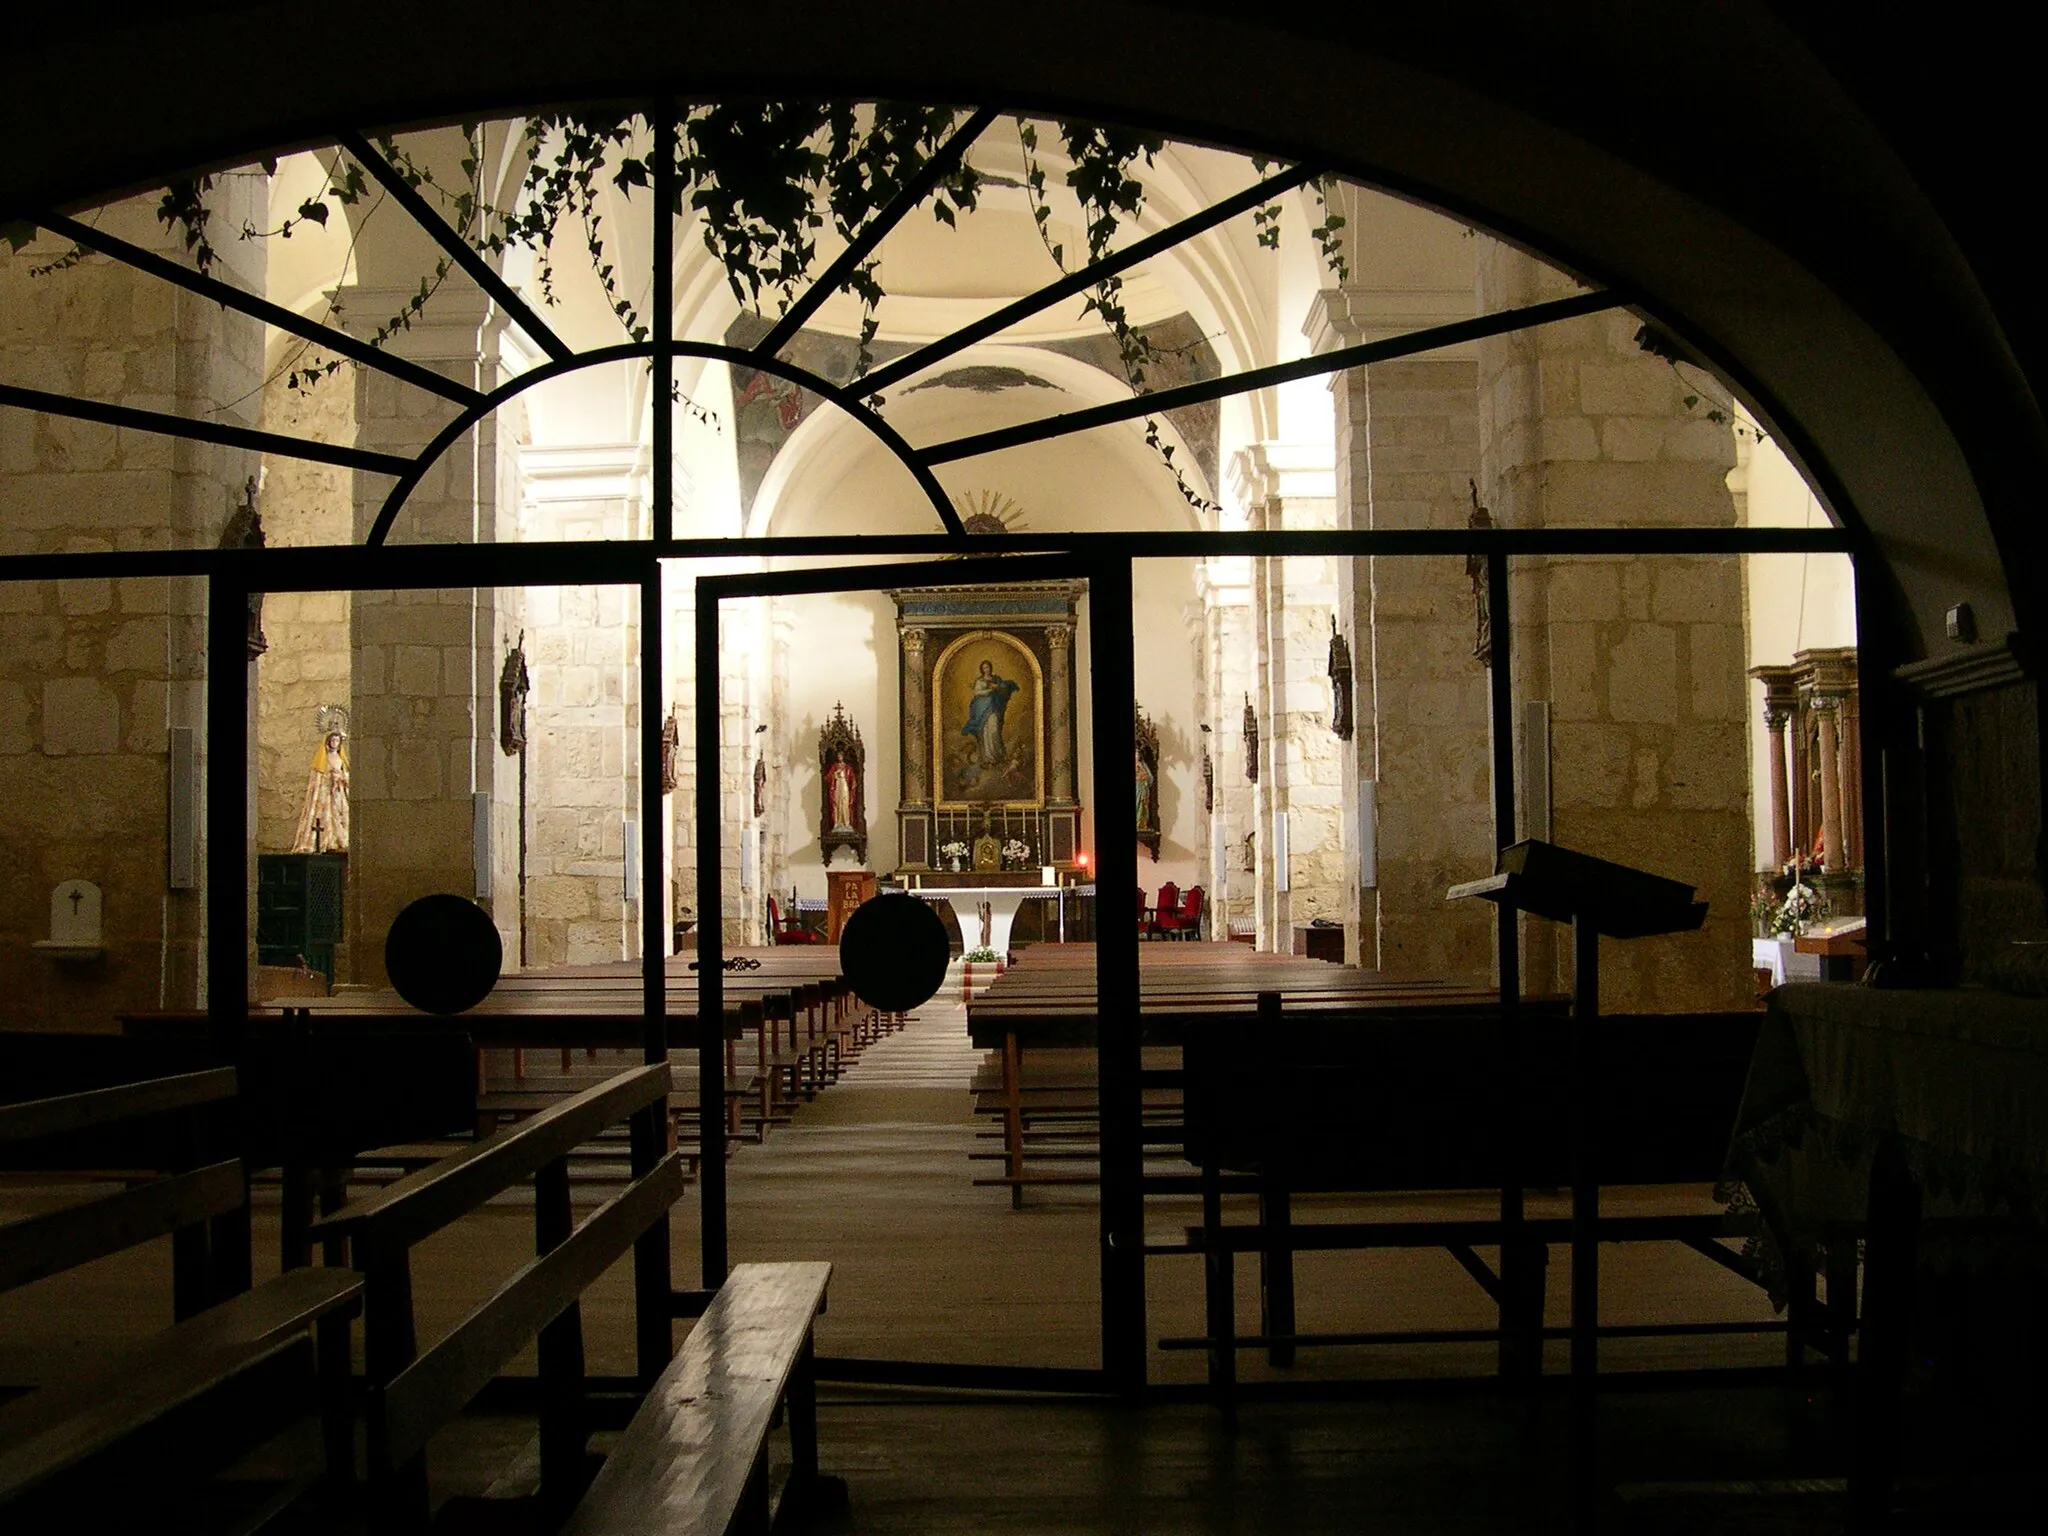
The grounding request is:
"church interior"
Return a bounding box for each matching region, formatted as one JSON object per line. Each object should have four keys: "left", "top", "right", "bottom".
{"left": 1, "top": 5, "right": 2044, "bottom": 1532}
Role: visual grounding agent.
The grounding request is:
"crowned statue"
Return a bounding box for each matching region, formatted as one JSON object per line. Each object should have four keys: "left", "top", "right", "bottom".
{"left": 291, "top": 705, "right": 350, "bottom": 854}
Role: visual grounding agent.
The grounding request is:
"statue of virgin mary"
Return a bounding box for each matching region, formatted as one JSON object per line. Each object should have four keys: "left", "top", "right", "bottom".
{"left": 291, "top": 706, "right": 350, "bottom": 854}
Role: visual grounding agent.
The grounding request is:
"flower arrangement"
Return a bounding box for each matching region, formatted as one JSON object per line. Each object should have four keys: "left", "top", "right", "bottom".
{"left": 940, "top": 839, "right": 969, "bottom": 871}
{"left": 963, "top": 946, "right": 1002, "bottom": 964}
{"left": 1752, "top": 879, "right": 1828, "bottom": 938}
{"left": 1001, "top": 838, "right": 1031, "bottom": 869}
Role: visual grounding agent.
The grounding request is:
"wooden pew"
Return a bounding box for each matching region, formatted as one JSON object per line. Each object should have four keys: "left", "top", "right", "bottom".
{"left": 309, "top": 1062, "right": 684, "bottom": 1531}
{"left": 965, "top": 947, "right": 1509, "bottom": 1204}
{"left": 559, "top": 1261, "right": 834, "bottom": 1536}
{"left": 0, "top": 1069, "right": 361, "bottom": 1517}
{"left": 1173, "top": 1000, "right": 1767, "bottom": 1404}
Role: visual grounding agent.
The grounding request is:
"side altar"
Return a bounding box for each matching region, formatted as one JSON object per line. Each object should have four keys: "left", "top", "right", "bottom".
{"left": 888, "top": 582, "right": 1085, "bottom": 875}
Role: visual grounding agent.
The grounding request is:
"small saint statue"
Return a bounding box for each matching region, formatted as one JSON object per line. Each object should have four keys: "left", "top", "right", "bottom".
{"left": 219, "top": 476, "right": 267, "bottom": 657}
{"left": 1327, "top": 616, "right": 1354, "bottom": 740}
{"left": 1465, "top": 479, "right": 1494, "bottom": 666}
{"left": 292, "top": 705, "right": 350, "bottom": 854}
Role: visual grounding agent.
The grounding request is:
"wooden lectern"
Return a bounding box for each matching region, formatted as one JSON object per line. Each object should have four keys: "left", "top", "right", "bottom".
{"left": 825, "top": 869, "right": 876, "bottom": 943}
{"left": 1449, "top": 839, "right": 1707, "bottom": 1532}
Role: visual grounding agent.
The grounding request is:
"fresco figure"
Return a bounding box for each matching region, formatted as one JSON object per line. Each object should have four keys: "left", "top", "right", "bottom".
{"left": 961, "top": 659, "right": 1020, "bottom": 767}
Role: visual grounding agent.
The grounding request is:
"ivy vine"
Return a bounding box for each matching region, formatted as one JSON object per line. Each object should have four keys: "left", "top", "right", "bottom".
{"left": 25, "top": 103, "right": 1358, "bottom": 512}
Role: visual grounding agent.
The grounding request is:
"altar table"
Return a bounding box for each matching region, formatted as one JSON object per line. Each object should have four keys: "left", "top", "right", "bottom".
{"left": 910, "top": 884, "right": 1070, "bottom": 955}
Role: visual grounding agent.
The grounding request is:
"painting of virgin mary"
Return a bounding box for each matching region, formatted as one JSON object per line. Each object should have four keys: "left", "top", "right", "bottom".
{"left": 935, "top": 633, "right": 1041, "bottom": 804}
{"left": 962, "top": 659, "right": 1020, "bottom": 769}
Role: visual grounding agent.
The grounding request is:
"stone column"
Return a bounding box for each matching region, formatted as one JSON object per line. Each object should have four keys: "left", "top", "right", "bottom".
{"left": 1308, "top": 277, "right": 1490, "bottom": 982}
{"left": 897, "top": 625, "right": 930, "bottom": 868}
{"left": 1047, "top": 623, "right": 1074, "bottom": 804}
{"left": 1200, "top": 561, "right": 1255, "bottom": 939}
{"left": 1, "top": 182, "right": 266, "bottom": 1023}
{"left": 1764, "top": 707, "right": 1793, "bottom": 868}
{"left": 345, "top": 277, "right": 496, "bottom": 982}
{"left": 1232, "top": 443, "right": 1339, "bottom": 952}
{"left": 1477, "top": 240, "right": 1750, "bottom": 1013}
{"left": 1814, "top": 699, "right": 1844, "bottom": 879}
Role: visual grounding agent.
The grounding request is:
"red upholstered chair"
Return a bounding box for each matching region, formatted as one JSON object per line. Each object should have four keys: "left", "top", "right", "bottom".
{"left": 1150, "top": 883, "right": 1181, "bottom": 939}
{"left": 1159, "top": 884, "right": 1204, "bottom": 940}
{"left": 1137, "top": 887, "right": 1150, "bottom": 937}
{"left": 767, "top": 893, "right": 818, "bottom": 945}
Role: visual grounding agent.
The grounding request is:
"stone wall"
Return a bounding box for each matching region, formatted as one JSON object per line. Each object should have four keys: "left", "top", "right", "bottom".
{"left": 0, "top": 181, "right": 266, "bottom": 1027}
{"left": 1477, "top": 244, "right": 1751, "bottom": 1014}
{"left": 522, "top": 576, "right": 637, "bottom": 966}
{"left": 344, "top": 281, "right": 496, "bottom": 984}
{"left": 255, "top": 364, "right": 355, "bottom": 855}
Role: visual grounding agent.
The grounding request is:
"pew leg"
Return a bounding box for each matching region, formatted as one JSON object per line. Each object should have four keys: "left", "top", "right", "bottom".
{"left": 1202, "top": 1161, "right": 1237, "bottom": 1426}
{"left": 317, "top": 1310, "right": 356, "bottom": 1490}
{"left": 1003, "top": 1031, "right": 1025, "bottom": 1211}
{"left": 1500, "top": 1236, "right": 1548, "bottom": 1386}
{"left": 281, "top": 1161, "right": 313, "bottom": 1272}
{"left": 1259, "top": 1179, "right": 1296, "bottom": 1368}
{"left": 788, "top": 1332, "right": 820, "bottom": 1484}
{"left": 1785, "top": 1241, "right": 1819, "bottom": 1373}
{"left": 740, "top": 1446, "right": 772, "bottom": 1535}
{"left": 1851, "top": 1140, "right": 1922, "bottom": 1531}
{"left": 368, "top": 1451, "right": 432, "bottom": 1536}
{"left": 1824, "top": 1237, "right": 1859, "bottom": 1370}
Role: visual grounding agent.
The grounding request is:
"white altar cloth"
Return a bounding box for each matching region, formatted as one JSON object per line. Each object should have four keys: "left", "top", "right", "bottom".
{"left": 910, "top": 885, "right": 1067, "bottom": 955}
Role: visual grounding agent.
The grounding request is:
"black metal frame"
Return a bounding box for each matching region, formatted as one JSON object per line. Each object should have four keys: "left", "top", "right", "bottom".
{"left": 0, "top": 98, "right": 1863, "bottom": 1397}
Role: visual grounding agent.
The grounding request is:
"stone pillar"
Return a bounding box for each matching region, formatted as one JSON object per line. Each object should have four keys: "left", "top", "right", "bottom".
{"left": 1, "top": 180, "right": 265, "bottom": 1024}
{"left": 1814, "top": 700, "right": 1844, "bottom": 879}
{"left": 1477, "top": 241, "right": 1750, "bottom": 1013}
{"left": 345, "top": 278, "right": 496, "bottom": 981}
{"left": 1200, "top": 561, "right": 1255, "bottom": 939}
{"left": 1764, "top": 708, "right": 1793, "bottom": 868}
{"left": 1047, "top": 623, "right": 1074, "bottom": 803}
{"left": 897, "top": 625, "right": 930, "bottom": 867}
{"left": 1308, "top": 281, "right": 1491, "bottom": 982}
{"left": 1233, "top": 443, "right": 1339, "bottom": 952}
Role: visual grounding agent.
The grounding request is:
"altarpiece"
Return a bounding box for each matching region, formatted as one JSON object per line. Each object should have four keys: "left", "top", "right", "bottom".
{"left": 888, "top": 582, "right": 1085, "bottom": 873}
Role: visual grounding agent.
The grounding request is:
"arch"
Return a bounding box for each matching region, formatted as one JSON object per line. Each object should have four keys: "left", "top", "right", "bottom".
{"left": 747, "top": 342, "right": 1211, "bottom": 541}
{"left": 365, "top": 339, "right": 965, "bottom": 543}
{"left": 3, "top": 7, "right": 2026, "bottom": 654}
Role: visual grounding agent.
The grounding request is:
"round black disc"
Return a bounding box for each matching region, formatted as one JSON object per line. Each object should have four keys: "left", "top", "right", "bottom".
{"left": 838, "top": 894, "right": 950, "bottom": 1013}
{"left": 384, "top": 893, "right": 503, "bottom": 1015}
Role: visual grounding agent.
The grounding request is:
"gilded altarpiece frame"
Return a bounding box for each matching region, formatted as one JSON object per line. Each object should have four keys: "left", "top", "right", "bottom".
{"left": 889, "top": 582, "right": 1085, "bottom": 871}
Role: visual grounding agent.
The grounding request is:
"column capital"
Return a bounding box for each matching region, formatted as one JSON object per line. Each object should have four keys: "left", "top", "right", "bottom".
{"left": 334, "top": 276, "right": 498, "bottom": 367}
{"left": 1303, "top": 285, "right": 1478, "bottom": 357}
{"left": 1045, "top": 623, "right": 1071, "bottom": 650}
{"left": 1228, "top": 441, "right": 1334, "bottom": 512}
{"left": 901, "top": 625, "right": 926, "bottom": 653}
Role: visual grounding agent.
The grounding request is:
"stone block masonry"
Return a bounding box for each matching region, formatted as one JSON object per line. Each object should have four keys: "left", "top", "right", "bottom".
{"left": 1478, "top": 243, "right": 1752, "bottom": 1014}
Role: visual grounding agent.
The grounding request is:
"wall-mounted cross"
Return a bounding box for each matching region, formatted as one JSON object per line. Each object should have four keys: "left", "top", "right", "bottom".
{"left": 68, "top": 888, "right": 84, "bottom": 917}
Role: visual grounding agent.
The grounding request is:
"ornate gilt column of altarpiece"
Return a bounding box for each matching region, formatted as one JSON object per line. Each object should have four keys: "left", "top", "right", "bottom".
{"left": 888, "top": 582, "right": 1085, "bottom": 872}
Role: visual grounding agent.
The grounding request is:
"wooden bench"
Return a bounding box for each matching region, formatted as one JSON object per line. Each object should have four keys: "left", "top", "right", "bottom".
{"left": 1174, "top": 1000, "right": 1772, "bottom": 1403}
{"left": 560, "top": 1261, "right": 834, "bottom": 1536}
{"left": 310, "top": 1061, "right": 683, "bottom": 1531}
{"left": 0, "top": 1068, "right": 360, "bottom": 1517}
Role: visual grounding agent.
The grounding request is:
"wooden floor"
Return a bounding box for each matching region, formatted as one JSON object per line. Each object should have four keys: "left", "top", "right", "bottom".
{"left": 0, "top": 965, "right": 1843, "bottom": 1532}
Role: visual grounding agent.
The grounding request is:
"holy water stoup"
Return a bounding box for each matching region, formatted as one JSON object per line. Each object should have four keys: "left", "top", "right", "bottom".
{"left": 291, "top": 704, "right": 350, "bottom": 854}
